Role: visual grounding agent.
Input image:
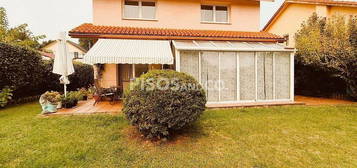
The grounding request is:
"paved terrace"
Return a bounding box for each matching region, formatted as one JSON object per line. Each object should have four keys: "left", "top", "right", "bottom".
{"left": 46, "top": 96, "right": 355, "bottom": 116}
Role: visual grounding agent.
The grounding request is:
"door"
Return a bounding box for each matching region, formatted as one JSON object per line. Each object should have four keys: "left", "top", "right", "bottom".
{"left": 134, "top": 64, "right": 149, "bottom": 78}
{"left": 119, "top": 64, "right": 132, "bottom": 90}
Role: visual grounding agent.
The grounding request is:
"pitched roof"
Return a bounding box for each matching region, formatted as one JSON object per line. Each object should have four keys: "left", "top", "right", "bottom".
{"left": 290, "top": 0, "right": 357, "bottom": 6}
{"left": 42, "top": 40, "right": 87, "bottom": 53}
{"left": 262, "top": 0, "right": 357, "bottom": 31}
{"left": 40, "top": 51, "right": 55, "bottom": 59}
{"left": 69, "top": 23, "right": 286, "bottom": 42}
{"left": 66, "top": 40, "right": 87, "bottom": 53}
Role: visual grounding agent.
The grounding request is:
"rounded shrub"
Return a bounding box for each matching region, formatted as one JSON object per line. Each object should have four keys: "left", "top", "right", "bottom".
{"left": 123, "top": 70, "right": 206, "bottom": 139}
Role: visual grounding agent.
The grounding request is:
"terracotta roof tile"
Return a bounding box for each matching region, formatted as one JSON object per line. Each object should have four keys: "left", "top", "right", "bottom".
{"left": 263, "top": 0, "right": 357, "bottom": 31}
{"left": 69, "top": 23, "right": 285, "bottom": 42}
{"left": 289, "top": 0, "right": 357, "bottom": 6}
{"left": 40, "top": 52, "right": 55, "bottom": 59}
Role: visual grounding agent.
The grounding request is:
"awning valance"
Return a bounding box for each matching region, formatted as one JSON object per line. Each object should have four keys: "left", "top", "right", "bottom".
{"left": 173, "top": 40, "right": 295, "bottom": 52}
{"left": 84, "top": 39, "right": 174, "bottom": 64}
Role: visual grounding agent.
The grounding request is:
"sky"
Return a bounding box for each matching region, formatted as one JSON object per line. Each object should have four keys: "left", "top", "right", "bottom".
{"left": 0, "top": 0, "right": 285, "bottom": 41}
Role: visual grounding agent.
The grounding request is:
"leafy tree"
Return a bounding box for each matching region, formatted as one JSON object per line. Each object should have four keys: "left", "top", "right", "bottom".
{"left": 0, "top": 7, "right": 45, "bottom": 49}
{"left": 79, "top": 38, "right": 96, "bottom": 50}
{"left": 295, "top": 13, "right": 357, "bottom": 100}
{"left": 39, "top": 40, "right": 55, "bottom": 50}
{"left": 0, "top": 7, "right": 9, "bottom": 41}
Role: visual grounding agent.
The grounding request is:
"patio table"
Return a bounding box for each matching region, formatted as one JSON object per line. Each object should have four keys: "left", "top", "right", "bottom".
{"left": 93, "top": 87, "right": 122, "bottom": 106}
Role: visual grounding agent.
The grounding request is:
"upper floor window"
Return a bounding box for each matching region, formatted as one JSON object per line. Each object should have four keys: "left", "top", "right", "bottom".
{"left": 201, "top": 5, "right": 228, "bottom": 23}
{"left": 124, "top": 0, "right": 156, "bottom": 20}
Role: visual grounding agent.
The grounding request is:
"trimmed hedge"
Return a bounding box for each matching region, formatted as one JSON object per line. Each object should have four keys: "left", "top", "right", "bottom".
{"left": 295, "top": 62, "right": 348, "bottom": 98}
{"left": 0, "top": 42, "right": 44, "bottom": 99}
{"left": 123, "top": 70, "right": 206, "bottom": 139}
{"left": 0, "top": 42, "right": 94, "bottom": 100}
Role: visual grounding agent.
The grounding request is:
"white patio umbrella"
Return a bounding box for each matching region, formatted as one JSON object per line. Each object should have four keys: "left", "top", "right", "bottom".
{"left": 53, "top": 32, "right": 75, "bottom": 97}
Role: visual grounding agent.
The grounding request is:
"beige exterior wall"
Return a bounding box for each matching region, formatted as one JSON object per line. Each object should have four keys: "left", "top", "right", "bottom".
{"left": 93, "top": 0, "right": 260, "bottom": 31}
{"left": 43, "top": 41, "right": 86, "bottom": 55}
{"left": 265, "top": 4, "right": 357, "bottom": 47}
{"left": 100, "top": 64, "right": 164, "bottom": 88}
{"left": 329, "top": 6, "right": 357, "bottom": 16}
{"left": 264, "top": 4, "right": 316, "bottom": 47}
{"left": 315, "top": 5, "right": 328, "bottom": 17}
{"left": 100, "top": 64, "right": 118, "bottom": 88}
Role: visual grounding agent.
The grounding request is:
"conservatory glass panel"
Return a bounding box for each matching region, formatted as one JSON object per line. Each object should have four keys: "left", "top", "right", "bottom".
{"left": 257, "top": 52, "right": 274, "bottom": 100}
{"left": 201, "top": 51, "right": 219, "bottom": 102}
{"left": 275, "top": 52, "right": 290, "bottom": 99}
{"left": 196, "top": 41, "right": 215, "bottom": 48}
{"left": 180, "top": 51, "right": 199, "bottom": 81}
{"left": 220, "top": 52, "right": 237, "bottom": 101}
{"left": 213, "top": 41, "right": 232, "bottom": 48}
{"left": 239, "top": 52, "right": 256, "bottom": 101}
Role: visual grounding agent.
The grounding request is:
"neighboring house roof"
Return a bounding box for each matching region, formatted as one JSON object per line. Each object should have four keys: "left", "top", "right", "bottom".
{"left": 262, "top": 0, "right": 357, "bottom": 31}
{"left": 69, "top": 23, "right": 286, "bottom": 42}
{"left": 66, "top": 40, "right": 87, "bottom": 53}
{"left": 40, "top": 51, "right": 55, "bottom": 59}
{"left": 42, "top": 40, "right": 87, "bottom": 53}
{"left": 290, "top": 0, "right": 357, "bottom": 6}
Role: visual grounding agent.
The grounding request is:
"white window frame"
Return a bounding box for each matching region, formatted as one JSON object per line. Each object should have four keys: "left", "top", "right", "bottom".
{"left": 200, "top": 4, "right": 230, "bottom": 24}
{"left": 122, "top": 0, "right": 157, "bottom": 20}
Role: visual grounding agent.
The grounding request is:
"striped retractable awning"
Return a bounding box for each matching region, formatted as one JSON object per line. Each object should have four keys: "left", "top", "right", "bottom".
{"left": 84, "top": 39, "right": 174, "bottom": 64}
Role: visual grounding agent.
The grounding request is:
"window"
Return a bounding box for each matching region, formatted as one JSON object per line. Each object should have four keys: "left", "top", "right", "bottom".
{"left": 74, "top": 52, "right": 79, "bottom": 59}
{"left": 201, "top": 52, "right": 220, "bottom": 102}
{"left": 239, "top": 52, "right": 256, "bottom": 101}
{"left": 134, "top": 64, "right": 149, "bottom": 77}
{"left": 220, "top": 52, "right": 237, "bottom": 101}
{"left": 179, "top": 50, "right": 292, "bottom": 103}
{"left": 180, "top": 51, "right": 199, "bottom": 80}
{"left": 257, "top": 52, "right": 274, "bottom": 100}
{"left": 275, "top": 52, "right": 291, "bottom": 99}
{"left": 201, "top": 5, "right": 228, "bottom": 23}
{"left": 124, "top": 0, "right": 156, "bottom": 20}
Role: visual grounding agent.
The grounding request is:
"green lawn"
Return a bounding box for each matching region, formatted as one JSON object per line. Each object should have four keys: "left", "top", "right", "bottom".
{"left": 0, "top": 103, "right": 356, "bottom": 167}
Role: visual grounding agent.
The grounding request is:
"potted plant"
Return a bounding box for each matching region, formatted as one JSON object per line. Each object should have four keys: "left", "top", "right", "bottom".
{"left": 39, "top": 91, "right": 61, "bottom": 114}
{"left": 61, "top": 92, "right": 79, "bottom": 108}
{"left": 79, "top": 88, "right": 88, "bottom": 100}
{"left": 87, "top": 86, "right": 95, "bottom": 99}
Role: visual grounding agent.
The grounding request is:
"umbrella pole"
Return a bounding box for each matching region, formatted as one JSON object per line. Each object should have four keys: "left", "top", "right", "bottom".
{"left": 64, "top": 84, "right": 67, "bottom": 97}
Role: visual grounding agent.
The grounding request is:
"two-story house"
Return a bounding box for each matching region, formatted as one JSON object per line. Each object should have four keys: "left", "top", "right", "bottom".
{"left": 69, "top": 0, "right": 295, "bottom": 106}
{"left": 263, "top": 0, "right": 357, "bottom": 47}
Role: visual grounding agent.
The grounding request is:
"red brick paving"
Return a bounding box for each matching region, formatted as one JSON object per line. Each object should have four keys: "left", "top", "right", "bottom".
{"left": 295, "top": 96, "right": 356, "bottom": 106}
{"left": 52, "top": 99, "right": 123, "bottom": 115}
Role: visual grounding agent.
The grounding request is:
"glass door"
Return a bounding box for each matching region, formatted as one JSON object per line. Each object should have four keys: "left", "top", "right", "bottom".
{"left": 134, "top": 64, "right": 149, "bottom": 78}
{"left": 201, "top": 52, "right": 219, "bottom": 102}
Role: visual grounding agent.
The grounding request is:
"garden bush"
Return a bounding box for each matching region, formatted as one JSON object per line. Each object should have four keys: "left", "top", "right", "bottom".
{"left": 68, "top": 62, "right": 94, "bottom": 91}
{"left": 0, "top": 42, "right": 44, "bottom": 99}
{"left": 0, "top": 42, "right": 94, "bottom": 101}
{"left": 123, "top": 70, "right": 206, "bottom": 139}
{"left": 0, "top": 87, "right": 13, "bottom": 107}
{"left": 295, "top": 14, "right": 357, "bottom": 100}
